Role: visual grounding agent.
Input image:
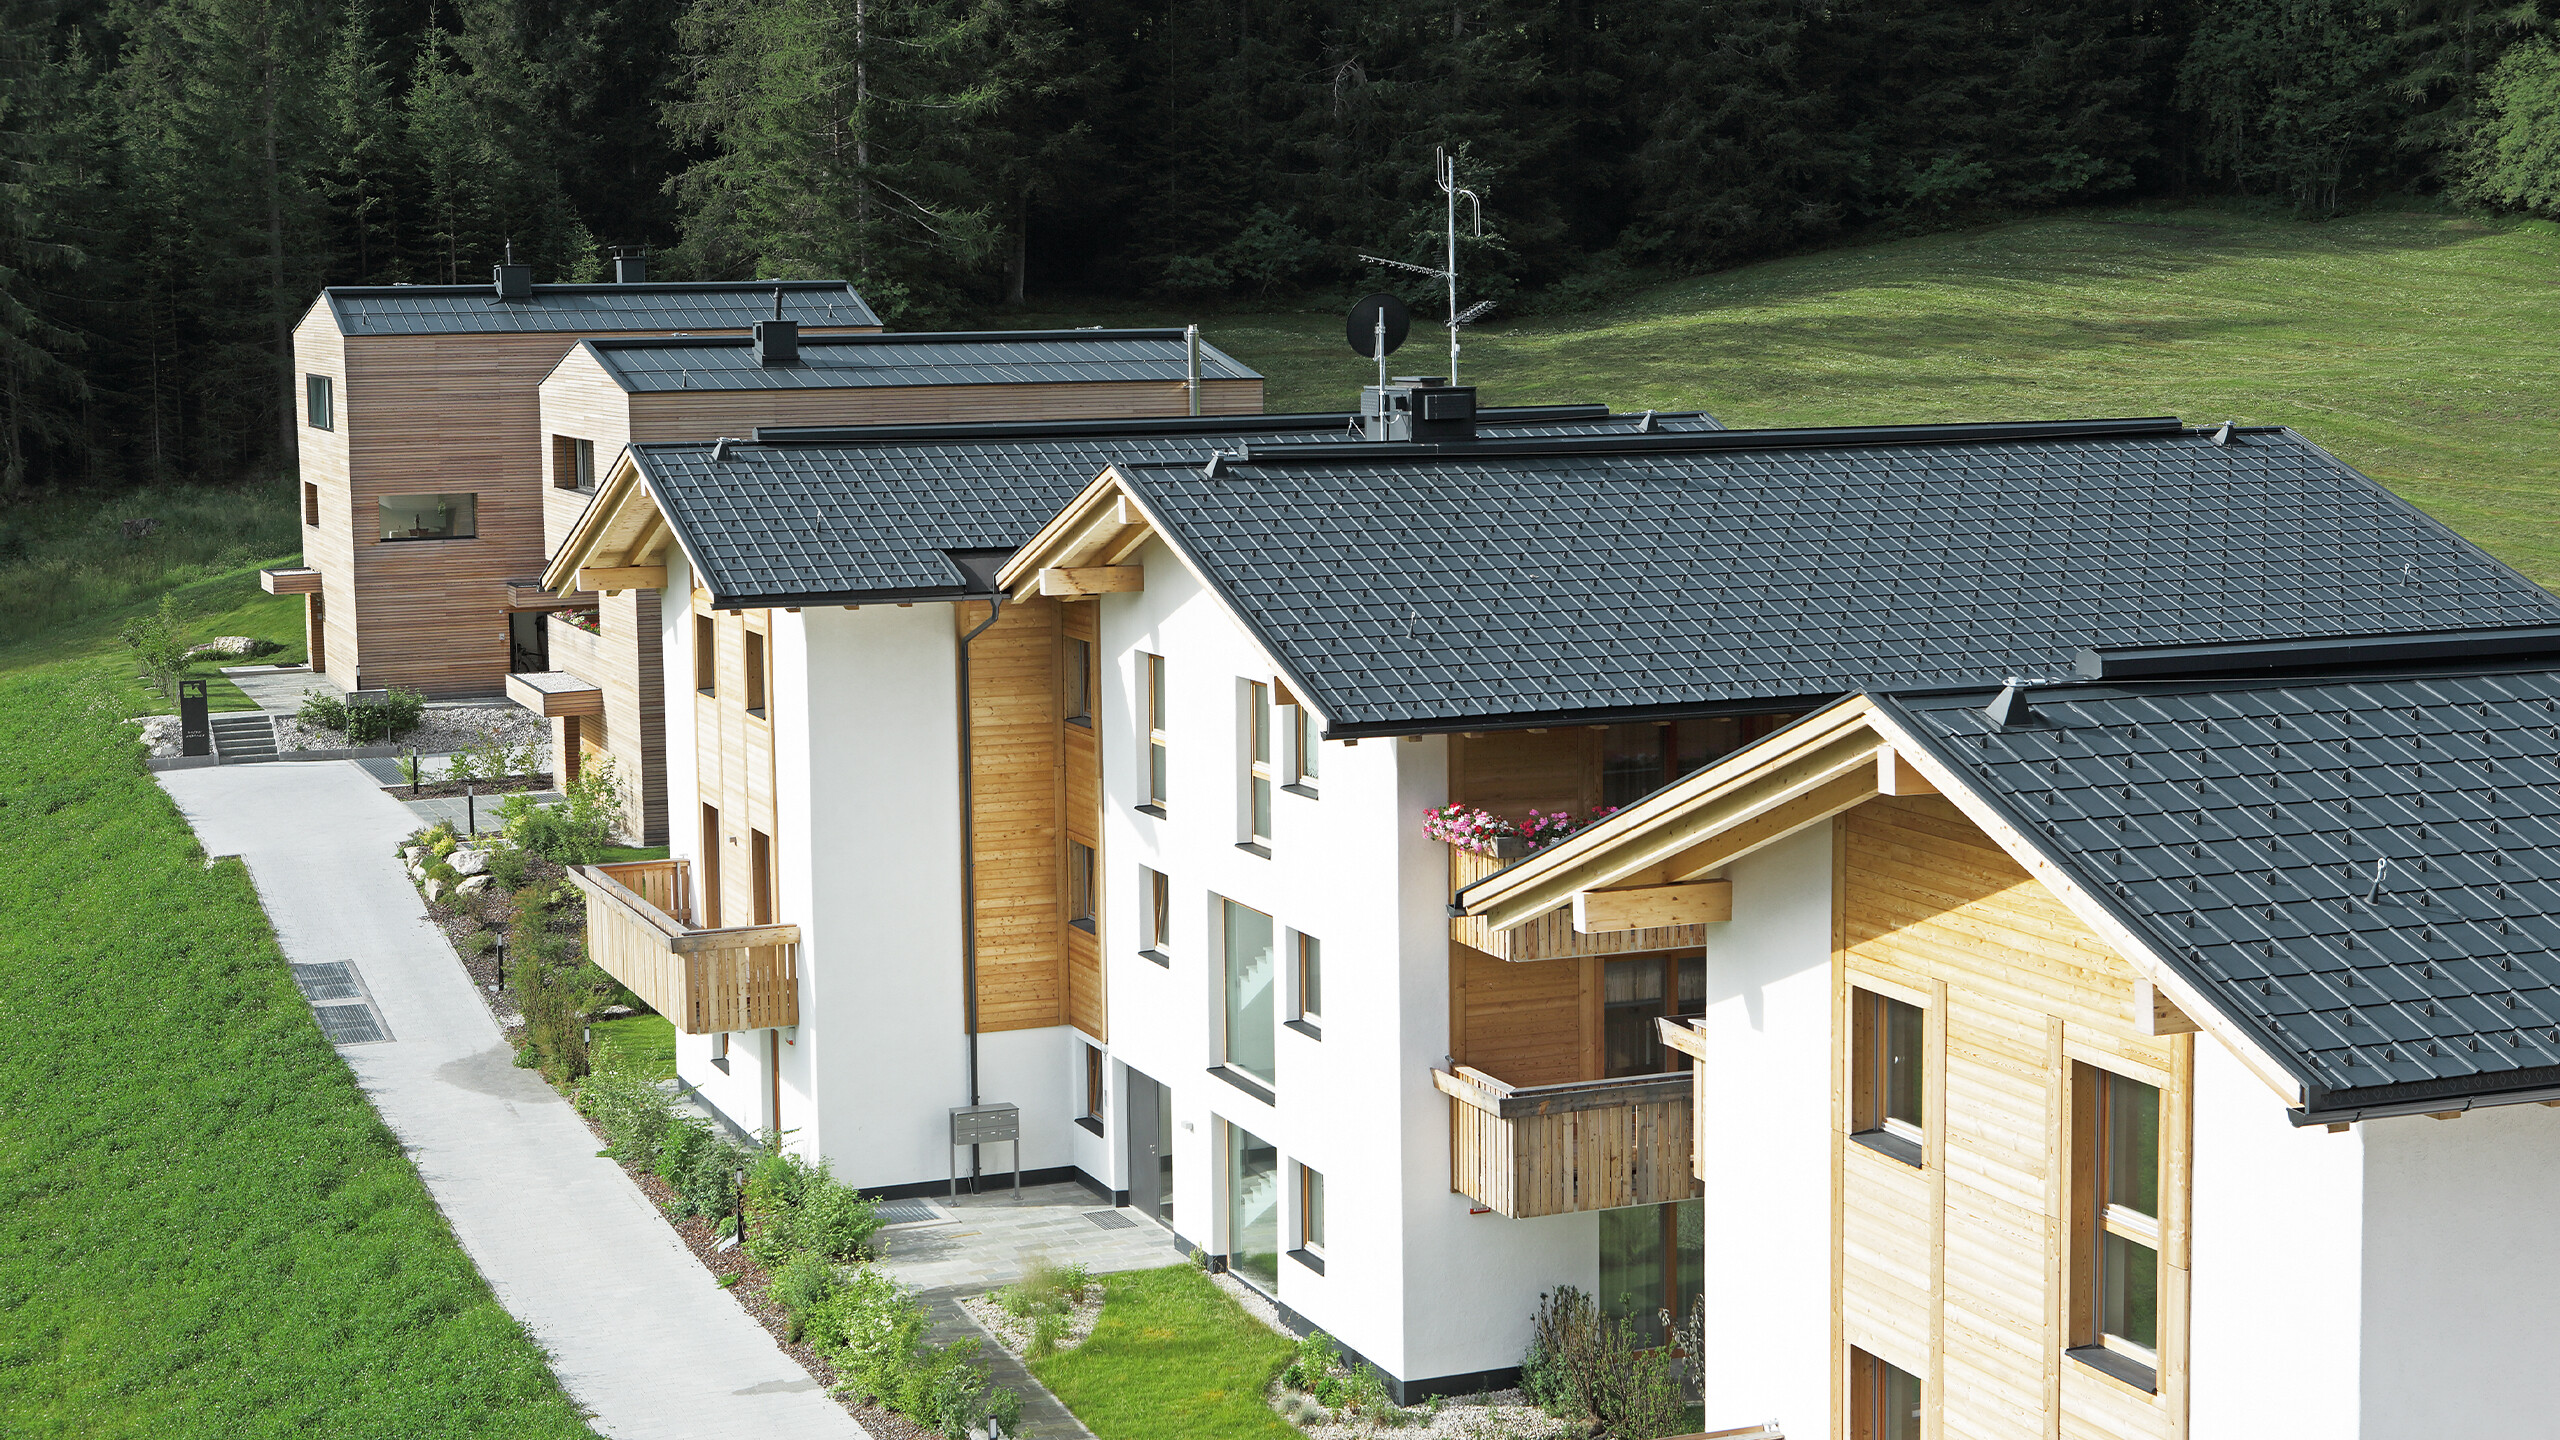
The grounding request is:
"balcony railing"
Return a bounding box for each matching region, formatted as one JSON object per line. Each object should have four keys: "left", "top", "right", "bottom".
{"left": 568, "top": 859, "right": 798, "bottom": 1034}
{"left": 1448, "top": 846, "right": 1715, "bottom": 962}
{"left": 1432, "top": 1064, "right": 1701, "bottom": 1219}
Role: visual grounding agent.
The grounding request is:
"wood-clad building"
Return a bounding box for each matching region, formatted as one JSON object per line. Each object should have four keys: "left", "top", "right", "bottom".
{"left": 281, "top": 270, "right": 878, "bottom": 697}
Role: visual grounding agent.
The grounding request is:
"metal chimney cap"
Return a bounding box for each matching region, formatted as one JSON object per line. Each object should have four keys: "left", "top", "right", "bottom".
{"left": 1985, "top": 681, "right": 2040, "bottom": 728}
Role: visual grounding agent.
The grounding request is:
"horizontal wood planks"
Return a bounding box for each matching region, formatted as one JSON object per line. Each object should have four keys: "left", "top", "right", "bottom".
{"left": 1449, "top": 943, "right": 1585, "bottom": 1087}
{"left": 623, "top": 377, "right": 1261, "bottom": 450}
{"left": 572, "top": 862, "right": 797, "bottom": 1032}
{"left": 539, "top": 349, "right": 633, "bottom": 554}
{"left": 694, "top": 601, "right": 776, "bottom": 931}
{"left": 1062, "top": 600, "right": 1105, "bottom": 1040}
{"left": 1449, "top": 729, "right": 1600, "bottom": 815}
{"left": 1450, "top": 846, "right": 1712, "bottom": 961}
{"left": 962, "top": 597, "right": 1068, "bottom": 1034}
{"left": 1837, "top": 795, "right": 2189, "bottom": 1440}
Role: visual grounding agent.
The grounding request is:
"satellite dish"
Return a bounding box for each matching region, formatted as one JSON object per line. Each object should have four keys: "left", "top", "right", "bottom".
{"left": 1347, "top": 293, "right": 1411, "bottom": 359}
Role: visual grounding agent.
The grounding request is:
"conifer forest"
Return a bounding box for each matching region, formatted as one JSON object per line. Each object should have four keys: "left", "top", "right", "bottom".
{"left": 2, "top": 0, "right": 2557, "bottom": 493}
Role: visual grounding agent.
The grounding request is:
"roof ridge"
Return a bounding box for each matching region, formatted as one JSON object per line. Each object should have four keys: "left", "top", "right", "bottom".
{"left": 1113, "top": 415, "right": 2189, "bottom": 466}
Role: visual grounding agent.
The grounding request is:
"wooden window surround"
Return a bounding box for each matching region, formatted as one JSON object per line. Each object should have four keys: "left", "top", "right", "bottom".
{"left": 300, "top": 482, "right": 319, "bottom": 528}
{"left": 1290, "top": 1162, "right": 1326, "bottom": 1274}
{"left": 1850, "top": 989, "right": 1927, "bottom": 1167}
{"left": 1850, "top": 1348, "right": 1921, "bottom": 1440}
{"left": 1286, "top": 932, "right": 1321, "bottom": 1039}
{"left": 750, "top": 829, "right": 774, "bottom": 927}
{"left": 552, "top": 434, "right": 595, "bottom": 491}
{"left": 695, "top": 615, "right": 716, "bottom": 696}
{"left": 1077, "top": 1044, "right": 1105, "bottom": 1135}
{"left": 1064, "top": 637, "right": 1093, "bottom": 726}
{"left": 1141, "top": 652, "right": 1169, "bottom": 815}
{"left": 1068, "top": 842, "right": 1098, "bottom": 931}
{"left": 2069, "top": 1063, "right": 2164, "bottom": 1391}
{"left": 1285, "top": 702, "right": 1319, "bottom": 795}
{"left": 1139, "top": 866, "right": 1171, "bottom": 964}
{"left": 305, "top": 373, "right": 333, "bottom": 430}
{"left": 1243, "top": 680, "right": 1273, "bottom": 853}
{"left": 744, "top": 627, "right": 768, "bottom": 718}
{"left": 699, "top": 803, "right": 723, "bottom": 928}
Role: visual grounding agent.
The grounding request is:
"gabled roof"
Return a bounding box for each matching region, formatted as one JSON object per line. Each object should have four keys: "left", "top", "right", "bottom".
{"left": 318, "top": 280, "right": 880, "bottom": 337}
{"left": 1073, "top": 420, "right": 2560, "bottom": 735}
{"left": 1879, "top": 661, "right": 2560, "bottom": 1122}
{"left": 551, "top": 407, "right": 1727, "bottom": 602}
{"left": 573, "top": 329, "right": 1260, "bottom": 393}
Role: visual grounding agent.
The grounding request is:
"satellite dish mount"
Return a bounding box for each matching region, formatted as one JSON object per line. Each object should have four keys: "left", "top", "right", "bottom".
{"left": 1347, "top": 292, "right": 1412, "bottom": 390}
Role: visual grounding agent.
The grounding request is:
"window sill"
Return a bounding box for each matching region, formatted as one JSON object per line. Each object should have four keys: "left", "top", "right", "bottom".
{"left": 1207, "top": 1065, "right": 1275, "bottom": 1106}
{"left": 2066, "top": 1346, "right": 2157, "bottom": 1396}
{"left": 1850, "top": 1128, "right": 1925, "bottom": 1168}
{"left": 1288, "top": 1247, "right": 1326, "bottom": 1276}
{"left": 376, "top": 536, "right": 478, "bottom": 544}
{"left": 1066, "top": 716, "right": 1092, "bottom": 730}
{"left": 710, "top": 1056, "right": 730, "bottom": 1074}
{"left": 1282, "top": 784, "right": 1318, "bottom": 799}
{"left": 1135, "top": 804, "right": 1167, "bottom": 820}
{"left": 1139, "top": 948, "right": 1170, "bottom": 968}
{"left": 1070, "top": 918, "right": 1096, "bottom": 935}
{"left": 746, "top": 709, "right": 767, "bottom": 722}
{"left": 1285, "top": 1018, "right": 1322, "bottom": 1042}
{"left": 1074, "top": 1116, "right": 1105, "bottom": 1138}
{"left": 1236, "top": 841, "right": 1271, "bottom": 859}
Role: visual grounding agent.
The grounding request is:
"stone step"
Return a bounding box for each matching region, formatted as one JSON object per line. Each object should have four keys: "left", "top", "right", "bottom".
{"left": 210, "top": 713, "right": 278, "bottom": 758}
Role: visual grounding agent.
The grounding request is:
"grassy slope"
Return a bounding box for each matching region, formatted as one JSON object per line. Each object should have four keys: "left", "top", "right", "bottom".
{"left": 1013, "top": 202, "right": 2560, "bottom": 587}
{"left": 1030, "top": 1266, "right": 1299, "bottom": 1440}
{"left": 0, "top": 563, "right": 595, "bottom": 1438}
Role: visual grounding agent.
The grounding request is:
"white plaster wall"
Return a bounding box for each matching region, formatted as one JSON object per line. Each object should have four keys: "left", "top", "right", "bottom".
{"left": 1686, "top": 821, "right": 1835, "bottom": 1436}
{"left": 2358, "top": 1100, "right": 2560, "bottom": 1436}
{"left": 2187, "top": 1038, "right": 2364, "bottom": 1440}
{"left": 974, "top": 1025, "right": 1078, "bottom": 1181}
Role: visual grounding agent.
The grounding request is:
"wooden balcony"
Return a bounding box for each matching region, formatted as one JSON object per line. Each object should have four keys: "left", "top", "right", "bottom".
{"left": 568, "top": 859, "right": 799, "bottom": 1033}
{"left": 1433, "top": 1065, "right": 1701, "bottom": 1219}
{"left": 1448, "top": 846, "right": 1714, "bottom": 962}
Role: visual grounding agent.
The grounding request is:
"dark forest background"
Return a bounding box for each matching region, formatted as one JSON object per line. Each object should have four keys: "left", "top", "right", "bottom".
{"left": 3, "top": 0, "right": 2558, "bottom": 492}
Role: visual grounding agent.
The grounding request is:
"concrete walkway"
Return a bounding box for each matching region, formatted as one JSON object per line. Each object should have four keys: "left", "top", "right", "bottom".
{"left": 221, "top": 662, "right": 339, "bottom": 714}
{"left": 157, "top": 760, "right": 868, "bottom": 1440}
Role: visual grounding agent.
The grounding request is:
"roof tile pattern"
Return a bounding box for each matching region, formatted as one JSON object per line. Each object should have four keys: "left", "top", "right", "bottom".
{"left": 1118, "top": 429, "right": 2560, "bottom": 730}
{"left": 636, "top": 412, "right": 1726, "bottom": 603}
{"left": 591, "top": 332, "right": 1259, "bottom": 393}
{"left": 1883, "top": 669, "right": 2560, "bottom": 1111}
{"left": 324, "top": 282, "right": 880, "bottom": 336}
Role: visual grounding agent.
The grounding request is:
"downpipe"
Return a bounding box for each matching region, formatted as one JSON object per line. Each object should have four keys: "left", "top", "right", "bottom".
{"left": 955, "top": 593, "right": 1005, "bottom": 1192}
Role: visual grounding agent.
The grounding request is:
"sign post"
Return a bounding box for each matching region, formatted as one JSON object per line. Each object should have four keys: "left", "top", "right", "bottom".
{"left": 178, "top": 679, "right": 211, "bottom": 757}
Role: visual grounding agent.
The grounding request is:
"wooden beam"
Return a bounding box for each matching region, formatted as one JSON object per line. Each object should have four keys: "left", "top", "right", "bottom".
{"left": 1573, "top": 879, "right": 1732, "bottom": 932}
{"left": 1655, "top": 1016, "right": 1709, "bottom": 1064}
{"left": 1037, "top": 565, "right": 1143, "bottom": 597}
{"left": 577, "top": 565, "right": 666, "bottom": 593}
{"left": 2136, "top": 977, "right": 2201, "bottom": 1036}
{"left": 1877, "top": 745, "right": 1939, "bottom": 796}
{"left": 1649, "top": 769, "right": 1880, "bottom": 887}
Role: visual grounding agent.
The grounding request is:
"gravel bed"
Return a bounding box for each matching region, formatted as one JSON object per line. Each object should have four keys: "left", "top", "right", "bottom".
{"left": 959, "top": 1287, "right": 1105, "bottom": 1358}
{"left": 133, "top": 715, "right": 182, "bottom": 758}
{"left": 279, "top": 703, "right": 549, "bottom": 759}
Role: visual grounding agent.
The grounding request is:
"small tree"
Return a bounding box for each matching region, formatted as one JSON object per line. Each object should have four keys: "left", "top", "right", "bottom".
{"left": 119, "top": 594, "right": 192, "bottom": 700}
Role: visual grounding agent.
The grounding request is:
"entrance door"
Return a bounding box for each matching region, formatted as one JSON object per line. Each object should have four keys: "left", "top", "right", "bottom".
{"left": 509, "top": 610, "right": 550, "bottom": 673}
{"left": 1124, "top": 1066, "right": 1174, "bottom": 1228}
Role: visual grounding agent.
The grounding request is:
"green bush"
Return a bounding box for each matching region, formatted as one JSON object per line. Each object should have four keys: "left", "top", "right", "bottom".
{"left": 485, "top": 844, "right": 531, "bottom": 892}
{"left": 1518, "top": 1286, "right": 1687, "bottom": 1440}
{"left": 117, "top": 594, "right": 193, "bottom": 701}
{"left": 803, "top": 1266, "right": 1021, "bottom": 1437}
{"left": 300, "top": 690, "right": 349, "bottom": 733}
{"left": 577, "top": 1063, "right": 676, "bottom": 1169}
{"left": 655, "top": 1114, "right": 751, "bottom": 1220}
{"left": 500, "top": 756, "right": 629, "bottom": 864}
{"left": 1281, "top": 1328, "right": 1340, "bottom": 1392}
{"left": 346, "top": 688, "right": 425, "bottom": 744}
{"left": 770, "top": 1249, "right": 841, "bottom": 1343}
{"left": 745, "top": 1150, "right": 885, "bottom": 1265}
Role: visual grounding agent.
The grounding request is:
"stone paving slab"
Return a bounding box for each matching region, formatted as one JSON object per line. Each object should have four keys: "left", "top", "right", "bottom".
{"left": 157, "top": 759, "right": 869, "bottom": 1440}
{"left": 221, "top": 662, "right": 339, "bottom": 714}
{"left": 874, "top": 1182, "right": 1183, "bottom": 1294}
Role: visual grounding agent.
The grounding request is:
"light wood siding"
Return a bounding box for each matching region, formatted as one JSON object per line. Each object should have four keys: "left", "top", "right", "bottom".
{"left": 960, "top": 597, "right": 1068, "bottom": 1033}
{"left": 1435, "top": 1067, "right": 1699, "bottom": 1218}
{"left": 1450, "top": 846, "right": 1712, "bottom": 961}
{"left": 1449, "top": 944, "right": 1590, "bottom": 1087}
{"left": 1448, "top": 729, "right": 1601, "bottom": 814}
{"left": 570, "top": 859, "right": 797, "bottom": 1033}
{"left": 546, "top": 590, "right": 669, "bottom": 843}
{"left": 625, "top": 377, "right": 1261, "bottom": 447}
{"left": 693, "top": 600, "right": 777, "bottom": 931}
{"left": 538, "top": 347, "right": 633, "bottom": 554}
{"left": 1837, "top": 795, "right": 2191, "bottom": 1440}
{"left": 1062, "top": 600, "right": 1105, "bottom": 1040}
{"left": 291, "top": 306, "right": 358, "bottom": 687}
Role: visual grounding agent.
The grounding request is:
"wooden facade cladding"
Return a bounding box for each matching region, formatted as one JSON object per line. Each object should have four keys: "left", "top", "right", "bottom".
{"left": 1433, "top": 1065, "right": 1701, "bottom": 1218}
{"left": 1834, "top": 795, "right": 2192, "bottom": 1440}
{"left": 1449, "top": 846, "right": 1712, "bottom": 961}
{"left": 961, "top": 597, "right": 1069, "bottom": 1034}
{"left": 569, "top": 859, "right": 798, "bottom": 1033}
{"left": 1061, "top": 600, "right": 1105, "bottom": 1040}
{"left": 693, "top": 599, "right": 778, "bottom": 930}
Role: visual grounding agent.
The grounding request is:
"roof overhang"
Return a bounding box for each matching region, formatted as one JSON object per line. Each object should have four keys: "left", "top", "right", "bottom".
{"left": 542, "top": 450, "right": 694, "bottom": 596}
{"left": 1459, "top": 694, "right": 2313, "bottom": 1112}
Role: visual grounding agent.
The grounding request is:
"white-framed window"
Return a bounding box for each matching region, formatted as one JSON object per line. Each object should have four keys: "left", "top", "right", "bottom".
{"left": 1138, "top": 865, "right": 1171, "bottom": 962}
{"left": 1219, "top": 897, "right": 1276, "bottom": 1089}
{"left": 1851, "top": 988, "right": 1925, "bottom": 1165}
{"left": 2074, "top": 1065, "right": 2162, "bottom": 1376}
{"left": 306, "top": 373, "right": 333, "bottom": 430}
{"left": 1142, "top": 652, "right": 1169, "bottom": 812}
{"left": 1224, "top": 1119, "right": 1280, "bottom": 1293}
{"left": 1243, "top": 680, "right": 1273, "bottom": 850}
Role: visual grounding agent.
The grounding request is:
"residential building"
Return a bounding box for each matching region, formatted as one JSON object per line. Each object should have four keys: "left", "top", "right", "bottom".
{"left": 517, "top": 330, "right": 1263, "bottom": 843}
{"left": 559, "top": 404, "right": 2560, "bottom": 1418}
{"left": 267, "top": 260, "right": 878, "bottom": 696}
{"left": 1460, "top": 632, "right": 2560, "bottom": 1437}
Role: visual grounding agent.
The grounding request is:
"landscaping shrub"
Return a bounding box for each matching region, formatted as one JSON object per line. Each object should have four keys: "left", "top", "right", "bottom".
{"left": 745, "top": 1151, "right": 885, "bottom": 1265}
{"left": 577, "top": 1063, "right": 676, "bottom": 1169}
{"left": 506, "top": 881, "right": 604, "bottom": 1081}
{"left": 300, "top": 689, "right": 348, "bottom": 732}
{"left": 805, "top": 1264, "right": 1022, "bottom": 1438}
{"left": 654, "top": 1113, "right": 752, "bottom": 1219}
{"left": 1519, "top": 1286, "right": 1688, "bottom": 1440}
{"left": 117, "top": 593, "right": 192, "bottom": 699}
{"left": 501, "top": 757, "right": 628, "bottom": 864}
{"left": 769, "top": 1249, "right": 841, "bottom": 1343}
{"left": 346, "top": 688, "right": 425, "bottom": 743}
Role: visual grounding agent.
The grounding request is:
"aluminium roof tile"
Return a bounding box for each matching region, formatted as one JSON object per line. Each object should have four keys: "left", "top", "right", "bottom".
{"left": 322, "top": 280, "right": 880, "bottom": 336}
{"left": 585, "top": 330, "right": 1260, "bottom": 393}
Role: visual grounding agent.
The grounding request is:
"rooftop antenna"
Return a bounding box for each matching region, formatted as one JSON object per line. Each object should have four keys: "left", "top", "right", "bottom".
{"left": 772, "top": 286, "right": 785, "bottom": 319}
{"left": 1359, "top": 144, "right": 1488, "bottom": 382}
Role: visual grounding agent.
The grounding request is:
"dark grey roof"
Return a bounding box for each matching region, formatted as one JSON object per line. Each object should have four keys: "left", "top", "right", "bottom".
{"left": 629, "top": 408, "right": 1727, "bottom": 606}
{"left": 583, "top": 329, "right": 1259, "bottom": 393}
{"left": 1109, "top": 422, "right": 2560, "bottom": 735}
{"left": 1879, "top": 663, "right": 2560, "bottom": 1120}
{"left": 321, "top": 281, "right": 879, "bottom": 337}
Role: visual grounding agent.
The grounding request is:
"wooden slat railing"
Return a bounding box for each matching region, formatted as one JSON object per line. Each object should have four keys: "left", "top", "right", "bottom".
{"left": 569, "top": 862, "right": 796, "bottom": 1033}
{"left": 598, "top": 858, "right": 692, "bottom": 926}
{"left": 1448, "top": 846, "right": 1712, "bottom": 962}
{"left": 1433, "top": 1064, "right": 1702, "bottom": 1218}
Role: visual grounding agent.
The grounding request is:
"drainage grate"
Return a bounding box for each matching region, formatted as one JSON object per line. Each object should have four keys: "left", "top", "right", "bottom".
{"left": 291, "top": 961, "right": 363, "bottom": 1002}
{"left": 1083, "top": 1209, "right": 1138, "bottom": 1231}
{"left": 312, "top": 1003, "right": 387, "bottom": 1045}
{"left": 875, "top": 1198, "right": 947, "bottom": 1227}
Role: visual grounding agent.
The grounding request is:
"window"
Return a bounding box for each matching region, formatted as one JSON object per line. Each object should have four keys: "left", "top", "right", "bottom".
{"left": 1139, "top": 866, "right": 1171, "bottom": 961}
{"left": 700, "top": 804, "right": 724, "bottom": 928}
{"left": 1851, "top": 990, "right": 1926, "bottom": 1165}
{"left": 1288, "top": 703, "right": 1319, "bottom": 789}
{"left": 750, "top": 830, "right": 774, "bottom": 926}
{"left": 711, "top": 1030, "right": 730, "bottom": 1074}
{"left": 306, "top": 374, "right": 333, "bottom": 430}
{"left": 552, "top": 435, "right": 595, "bottom": 490}
{"left": 1599, "top": 1200, "right": 1702, "bottom": 1347}
{"left": 1851, "top": 1350, "right": 1922, "bottom": 1440}
{"left": 1081, "top": 1045, "right": 1105, "bottom": 1132}
{"left": 1064, "top": 638, "right": 1093, "bottom": 725}
{"left": 1244, "top": 681, "right": 1273, "bottom": 849}
{"left": 695, "top": 615, "right": 716, "bottom": 695}
{"left": 2072, "top": 1065, "right": 2163, "bottom": 1384}
{"left": 1295, "top": 1163, "right": 1325, "bottom": 1257}
{"left": 1143, "top": 653, "right": 1169, "bottom": 811}
{"left": 1220, "top": 898, "right": 1276, "bottom": 1088}
{"left": 377, "top": 492, "right": 476, "bottom": 542}
{"left": 1295, "top": 934, "right": 1321, "bottom": 1023}
{"left": 1224, "top": 1121, "right": 1279, "bottom": 1293}
{"left": 1068, "top": 842, "right": 1097, "bottom": 931}
{"left": 1603, "top": 955, "right": 1706, "bottom": 1077}
{"left": 301, "top": 482, "right": 319, "bottom": 528}
{"left": 744, "top": 628, "right": 767, "bottom": 716}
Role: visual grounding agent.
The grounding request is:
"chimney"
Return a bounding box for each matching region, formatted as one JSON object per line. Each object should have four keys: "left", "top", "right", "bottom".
{"left": 612, "top": 248, "right": 648, "bottom": 284}
{"left": 753, "top": 286, "right": 799, "bottom": 366}
{"left": 492, "top": 240, "right": 533, "bottom": 301}
{"left": 1361, "top": 376, "right": 1476, "bottom": 441}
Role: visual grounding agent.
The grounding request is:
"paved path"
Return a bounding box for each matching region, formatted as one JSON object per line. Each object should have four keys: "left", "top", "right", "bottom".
{"left": 221, "top": 662, "right": 338, "bottom": 714}
{"left": 157, "top": 760, "right": 868, "bottom": 1440}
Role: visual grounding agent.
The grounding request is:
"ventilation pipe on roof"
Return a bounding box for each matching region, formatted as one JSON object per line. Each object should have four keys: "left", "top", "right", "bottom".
{"left": 710, "top": 437, "right": 737, "bottom": 463}
{"left": 2209, "top": 421, "right": 2236, "bottom": 446}
{"left": 1186, "top": 324, "right": 1201, "bottom": 417}
{"left": 753, "top": 287, "right": 799, "bottom": 366}
{"left": 1986, "top": 680, "right": 2040, "bottom": 728}
{"left": 612, "top": 247, "right": 648, "bottom": 284}
{"left": 492, "top": 240, "right": 533, "bottom": 301}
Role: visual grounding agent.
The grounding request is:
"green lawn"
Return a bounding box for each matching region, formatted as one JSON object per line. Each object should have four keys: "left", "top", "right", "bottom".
{"left": 1013, "top": 201, "right": 2560, "bottom": 588}
{"left": 0, "top": 562, "right": 595, "bottom": 1438}
{"left": 591, "top": 1014, "right": 677, "bottom": 1083}
{"left": 1029, "top": 1265, "right": 1298, "bottom": 1440}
